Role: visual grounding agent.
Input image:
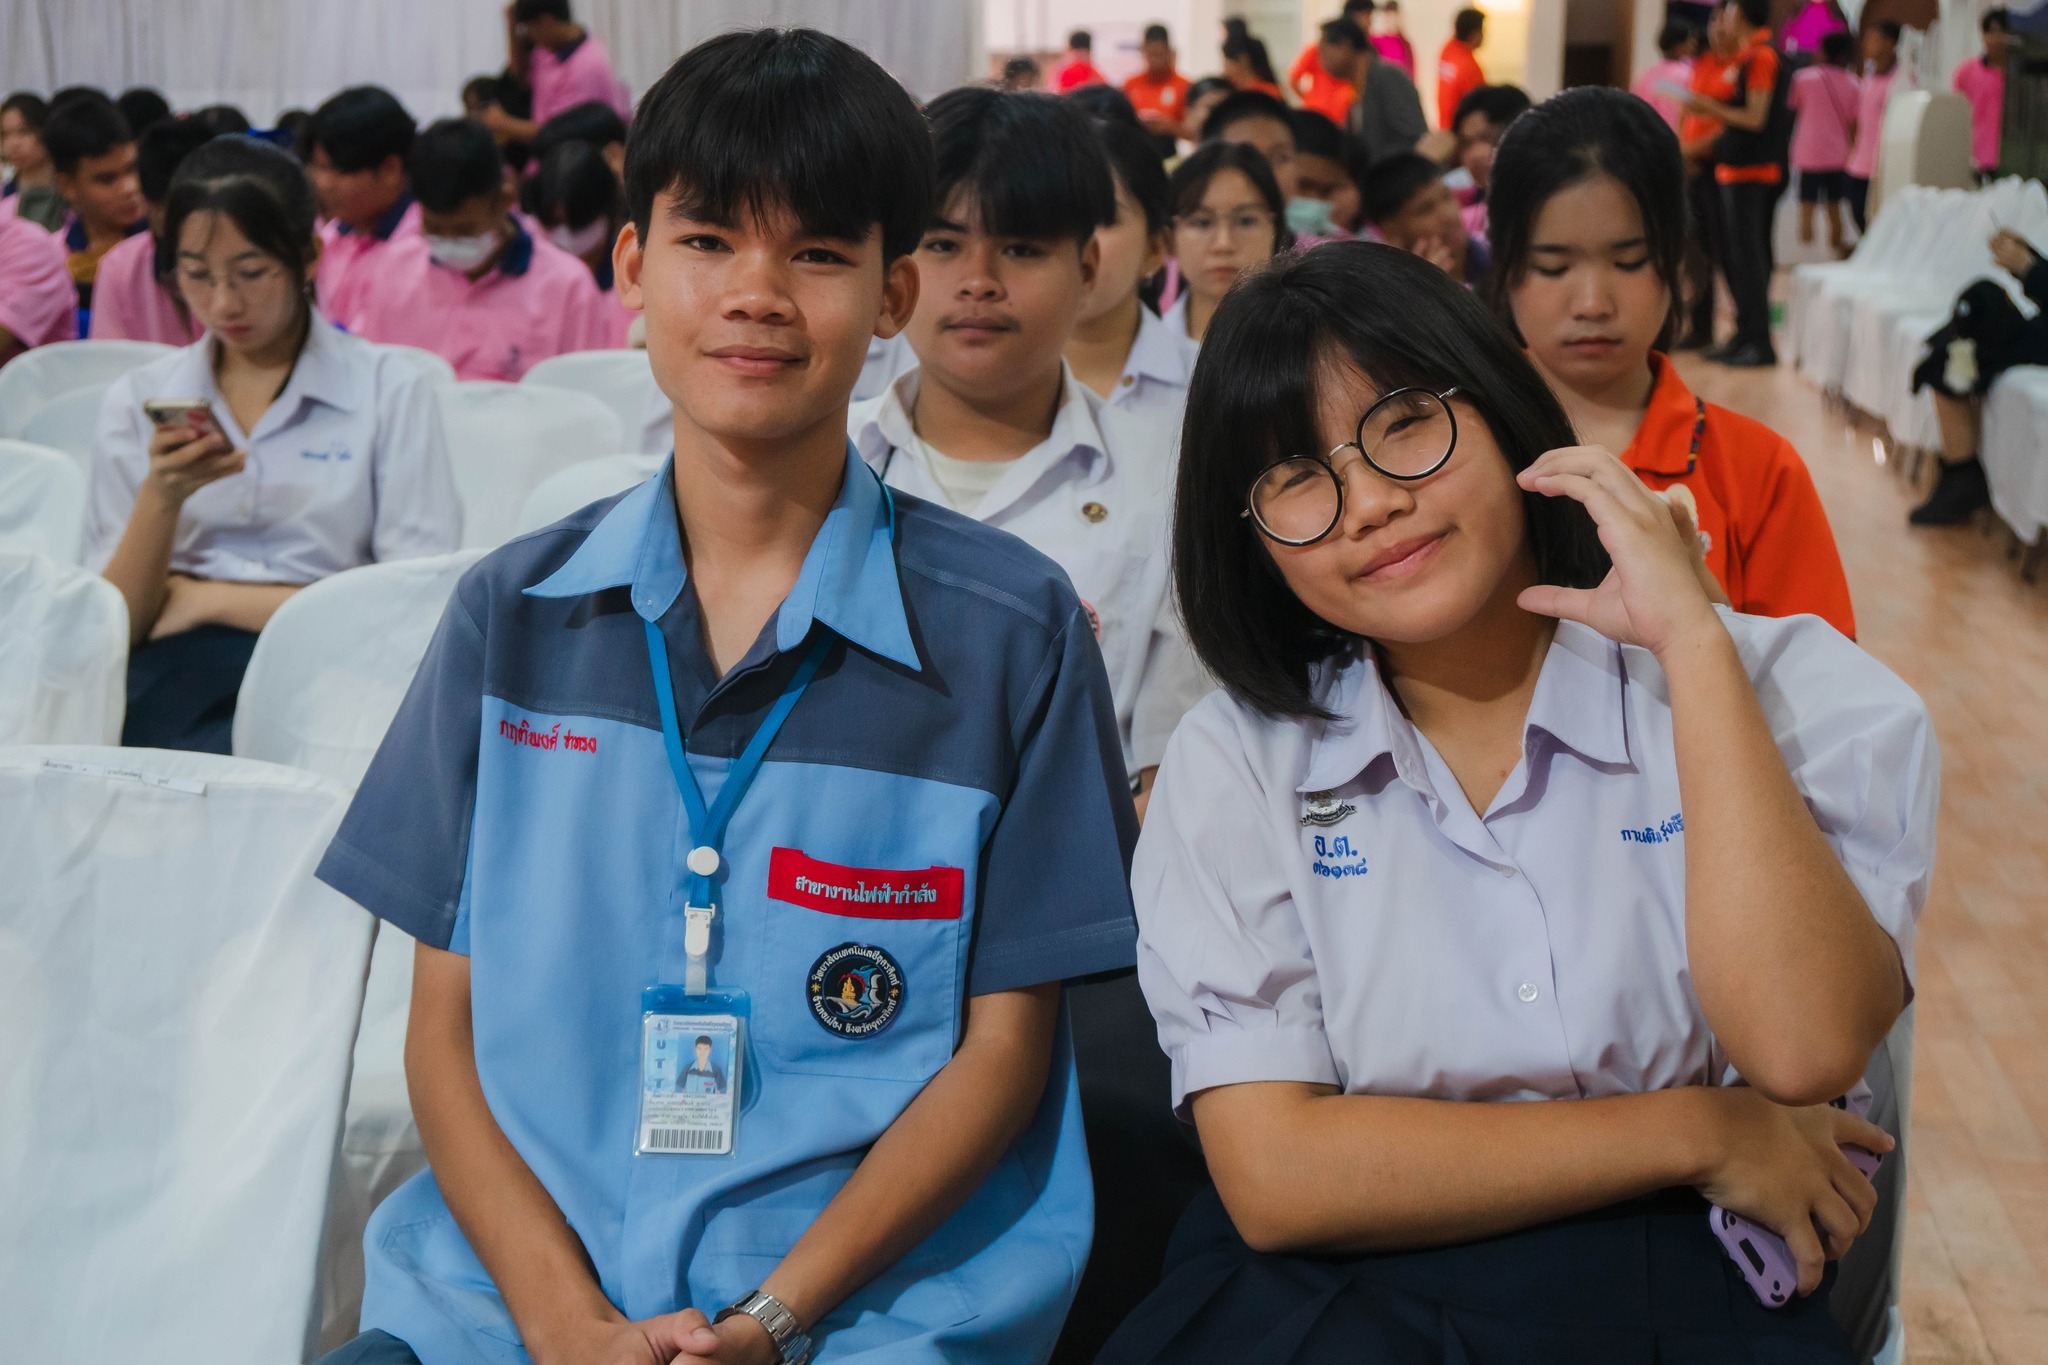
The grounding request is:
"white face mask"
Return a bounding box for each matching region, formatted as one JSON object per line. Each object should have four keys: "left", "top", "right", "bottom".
{"left": 549, "top": 219, "right": 611, "bottom": 257}
{"left": 426, "top": 229, "right": 501, "bottom": 271}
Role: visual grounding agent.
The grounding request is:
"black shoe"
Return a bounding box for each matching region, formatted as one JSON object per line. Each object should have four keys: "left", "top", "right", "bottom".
{"left": 1909, "top": 457, "right": 1991, "bottom": 525}
{"left": 1717, "top": 343, "right": 1778, "bottom": 368}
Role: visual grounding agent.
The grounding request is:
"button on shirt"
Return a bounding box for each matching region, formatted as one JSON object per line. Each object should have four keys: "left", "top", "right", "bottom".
{"left": 85, "top": 310, "right": 462, "bottom": 582}
{"left": 1134, "top": 611, "right": 1936, "bottom": 1115}
{"left": 316, "top": 448, "right": 1138, "bottom": 1363}
{"left": 851, "top": 366, "right": 1210, "bottom": 775}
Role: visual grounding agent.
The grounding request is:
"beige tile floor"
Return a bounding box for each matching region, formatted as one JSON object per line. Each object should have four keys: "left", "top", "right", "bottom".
{"left": 1679, "top": 355, "right": 2048, "bottom": 1365}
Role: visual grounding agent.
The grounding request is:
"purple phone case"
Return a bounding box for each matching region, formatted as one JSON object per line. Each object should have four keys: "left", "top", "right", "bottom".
{"left": 1709, "top": 1092, "right": 1883, "bottom": 1307}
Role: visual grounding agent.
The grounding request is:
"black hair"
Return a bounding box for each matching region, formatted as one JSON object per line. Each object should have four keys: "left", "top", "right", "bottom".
{"left": 926, "top": 87, "right": 1116, "bottom": 243}
{"left": 1187, "top": 75, "right": 1234, "bottom": 107}
{"left": 1721, "top": 0, "right": 1769, "bottom": 30}
{"left": 193, "top": 105, "right": 251, "bottom": 137}
{"left": 1820, "top": 30, "right": 1853, "bottom": 64}
{"left": 462, "top": 75, "right": 502, "bottom": 108}
{"left": 1144, "top": 23, "right": 1171, "bottom": 44}
{"left": 1069, "top": 29, "right": 1093, "bottom": 51}
{"left": 272, "top": 109, "right": 313, "bottom": 160}
{"left": 309, "top": 86, "right": 416, "bottom": 173}
{"left": 137, "top": 116, "right": 215, "bottom": 204}
{"left": 694, "top": 1035, "right": 712, "bottom": 1048}
{"left": 1357, "top": 151, "right": 1442, "bottom": 224}
{"left": 1875, "top": 20, "right": 1903, "bottom": 43}
{"left": 1454, "top": 8, "right": 1486, "bottom": 41}
{"left": 1095, "top": 116, "right": 1172, "bottom": 233}
{"left": 49, "top": 86, "right": 112, "bottom": 110}
{"left": 1657, "top": 19, "right": 1696, "bottom": 55}
{"left": 1168, "top": 140, "right": 1292, "bottom": 249}
{"left": 116, "top": 88, "right": 171, "bottom": 136}
{"left": 625, "top": 28, "right": 934, "bottom": 264}
{"left": 1066, "top": 84, "right": 1142, "bottom": 126}
{"left": 2, "top": 91, "right": 48, "bottom": 130}
{"left": 1343, "top": 0, "right": 1376, "bottom": 15}
{"left": 1321, "top": 17, "right": 1369, "bottom": 48}
{"left": 1175, "top": 243, "right": 1606, "bottom": 719}
{"left": 408, "top": 118, "right": 503, "bottom": 212}
{"left": 42, "top": 93, "right": 132, "bottom": 176}
{"left": 1483, "top": 85, "right": 1687, "bottom": 344}
{"left": 158, "top": 135, "right": 320, "bottom": 321}
{"left": 1222, "top": 32, "right": 1279, "bottom": 85}
{"left": 529, "top": 139, "right": 621, "bottom": 229}
{"left": 515, "top": 0, "right": 573, "bottom": 22}
{"left": 1452, "top": 83, "right": 1532, "bottom": 134}
{"left": 1201, "top": 88, "right": 1294, "bottom": 142}
{"left": 1002, "top": 57, "right": 1040, "bottom": 84}
{"left": 1290, "top": 108, "right": 1348, "bottom": 163}
{"left": 1983, "top": 7, "right": 2012, "bottom": 32}
{"left": 536, "top": 100, "right": 630, "bottom": 162}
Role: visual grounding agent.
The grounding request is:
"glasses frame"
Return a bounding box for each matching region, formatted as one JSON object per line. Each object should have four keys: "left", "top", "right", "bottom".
{"left": 1241, "top": 385, "right": 1462, "bottom": 546}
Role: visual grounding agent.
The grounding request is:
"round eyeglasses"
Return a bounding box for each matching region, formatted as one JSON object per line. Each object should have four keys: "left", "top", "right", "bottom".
{"left": 1242, "top": 386, "right": 1461, "bottom": 546}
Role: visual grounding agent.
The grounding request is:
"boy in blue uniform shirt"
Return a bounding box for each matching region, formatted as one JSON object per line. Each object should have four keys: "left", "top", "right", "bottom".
{"left": 315, "top": 29, "right": 1139, "bottom": 1365}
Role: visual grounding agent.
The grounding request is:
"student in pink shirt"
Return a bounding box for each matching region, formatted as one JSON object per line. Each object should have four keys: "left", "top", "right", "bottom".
{"left": 1632, "top": 19, "right": 1701, "bottom": 132}
{"left": 0, "top": 210, "right": 77, "bottom": 362}
{"left": 1789, "top": 31, "right": 1859, "bottom": 255}
{"left": 90, "top": 116, "right": 212, "bottom": 345}
{"left": 1844, "top": 21, "right": 1903, "bottom": 231}
{"left": 1955, "top": 8, "right": 2013, "bottom": 179}
{"left": 1779, "top": 0, "right": 1847, "bottom": 60}
{"left": 483, "top": 0, "right": 633, "bottom": 144}
{"left": 306, "top": 87, "right": 420, "bottom": 330}
{"left": 1373, "top": 0, "right": 1418, "bottom": 77}
{"left": 348, "top": 118, "right": 617, "bottom": 380}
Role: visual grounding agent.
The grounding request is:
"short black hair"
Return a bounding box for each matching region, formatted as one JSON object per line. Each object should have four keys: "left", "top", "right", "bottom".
{"left": 1187, "top": 75, "right": 1234, "bottom": 107}
{"left": 1066, "top": 83, "right": 1141, "bottom": 126}
{"left": 1320, "top": 17, "right": 1369, "bottom": 49}
{"left": 309, "top": 87, "right": 416, "bottom": 173}
{"left": 1657, "top": 19, "right": 1697, "bottom": 55}
{"left": 49, "top": 86, "right": 112, "bottom": 111}
{"left": 271, "top": 109, "right": 313, "bottom": 160}
{"left": 159, "top": 134, "right": 320, "bottom": 304}
{"left": 1069, "top": 29, "right": 1093, "bottom": 51}
{"left": 1454, "top": 8, "right": 1486, "bottom": 41}
{"left": 193, "top": 105, "right": 252, "bottom": 137}
{"left": 1875, "top": 20, "right": 1903, "bottom": 43}
{"left": 1358, "top": 151, "right": 1442, "bottom": 224}
{"left": 1483, "top": 85, "right": 1687, "bottom": 344}
{"left": 1343, "top": 0, "right": 1376, "bottom": 15}
{"left": 515, "top": 0, "right": 573, "bottom": 21}
{"left": 535, "top": 99, "right": 629, "bottom": 160}
{"left": 1201, "top": 88, "right": 1294, "bottom": 143}
{"left": 408, "top": 118, "right": 503, "bottom": 212}
{"left": 1168, "top": 140, "right": 1292, "bottom": 249}
{"left": 1002, "top": 57, "right": 1040, "bottom": 83}
{"left": 1721, "top": 0, "right": 1769, "bottom": 30}
{"left": 694, "top": 1035, "right": 713, "bottom": 1048}
{"left": 1095, "top": 116, "right": 1172, "bottom": 232}
{"left": 2, "top": 92, "right": 48, "bottom": 130}
{"left": 1983, "top": 7, "right": 2012, "bottom": 32}
{"left": 529, "top": 139, "right": 621, "bottom": 229}
{"left": 625, "top": 28, "right": 934, "bottom": 264}
{"left": 927, "top": 87, "right": 1116, "bottom": 243}
{"left": 1452, "top": 84, "right": 1532, "bottom": 135}
{"left": 1143, "top": 23, "right": 1170, "bottom": 44}
{"left": 1175, "top": 243, "right": 1606, "bottom": 719}
{"left": 42, "top": 92, "right": 132, "bottom": 175}
{"left": 1290, "top": 108, "right": 1347, "bottom": 163}
{"left": 462, "top": 75, "right": 502, "bottom": 107}
{"left": 137, "top": 116, "right": 215, "bottom": 204}
{"left": 1820, "top": 30, "right": 1854, "bottom": 64}
{"left": 116, "top": 88, "right": 171, "bottom": 136}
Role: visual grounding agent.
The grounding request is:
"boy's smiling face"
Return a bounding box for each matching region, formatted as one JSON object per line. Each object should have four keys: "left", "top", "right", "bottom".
{"left": 617, "top": 190, "right": 918, "bottom": 449}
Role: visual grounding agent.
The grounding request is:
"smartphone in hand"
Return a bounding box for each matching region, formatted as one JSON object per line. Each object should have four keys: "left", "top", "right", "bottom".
{"left": 141, "top": 398, "right": 227, "bottom": 442}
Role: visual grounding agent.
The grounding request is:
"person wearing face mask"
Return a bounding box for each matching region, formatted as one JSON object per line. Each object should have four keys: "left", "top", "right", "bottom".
{"left": 1162, "top": 142, "right": 1292, "bottom": 342}
{"left": 528, "top": 138, "right": 634, "bottom": 345}
{"left": 348, "top": 117, "right": 618, "bottom": 380}
{"left": 85, "top": 136, "right": 460, "bottom": 753}
{"left": 1201, "top": 89, "right": 1351, "bottom": 250}
{"left": 1288, "top": 110, "right": 1360, "bottom": 238}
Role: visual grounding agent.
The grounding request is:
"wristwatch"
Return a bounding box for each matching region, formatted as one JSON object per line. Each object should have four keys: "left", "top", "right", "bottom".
{"left": 715, "top": 1290, "right": 812, "bottom": 1364}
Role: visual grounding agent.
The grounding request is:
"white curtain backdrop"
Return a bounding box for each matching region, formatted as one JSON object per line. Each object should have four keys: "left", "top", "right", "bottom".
{"left": 0, "top": 0, "right": 978, "bottom": 125}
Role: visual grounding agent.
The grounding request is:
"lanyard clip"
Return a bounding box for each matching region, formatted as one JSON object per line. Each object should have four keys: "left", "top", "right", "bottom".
{"left": 684, "top": 904, "right": 715, "bottom": 963}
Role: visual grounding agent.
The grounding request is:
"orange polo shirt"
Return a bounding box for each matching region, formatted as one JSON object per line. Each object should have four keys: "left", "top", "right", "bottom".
{"left": 1679, "top": 50, "right": 1729, "bottom": 157}
{"left": 1436, "top": 38, "right": 1485, "bottom": 129}
{"left": 1622, "top": 355, "right": 1856, "bottom": 637}
{"left": 1124, "top": 69, "right": 1194, "bottom": 130}
{"left": 1711, "top": 29, "right": 1783, "bottom": 185}
{"left": 1288, "top": 42, "right": 1356, "bottom": 123}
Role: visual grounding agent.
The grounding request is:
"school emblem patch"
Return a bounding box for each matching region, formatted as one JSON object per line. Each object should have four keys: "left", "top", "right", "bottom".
{"left": 808, "top": 944, "right": 906, "bottom": 1039}
{"left": 1300, "top": 790, "right": 1355, "bottom": 827}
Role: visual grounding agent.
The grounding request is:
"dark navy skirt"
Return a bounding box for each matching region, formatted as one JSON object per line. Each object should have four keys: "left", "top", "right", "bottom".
{"left": 122, "top": 623, "right": 259, "bottom": 754}
{"left": 1096, "top": 1186, "right": 1860, "bottom": 1365}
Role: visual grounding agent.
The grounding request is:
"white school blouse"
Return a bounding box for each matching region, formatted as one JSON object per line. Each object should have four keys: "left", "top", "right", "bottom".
{"left": 86, "top": 311, "right": 461, "bottom": 582}
{"left": 1134, "top": 611, "right": 1937, "bottom": 1116}
{"left": 1100, "top": 303, "right": 1200, "bottom": 426}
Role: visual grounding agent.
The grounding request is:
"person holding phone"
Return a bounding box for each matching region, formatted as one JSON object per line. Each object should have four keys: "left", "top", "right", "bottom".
{"left": 86, "top": 135, "right": 460, "bottom": 753}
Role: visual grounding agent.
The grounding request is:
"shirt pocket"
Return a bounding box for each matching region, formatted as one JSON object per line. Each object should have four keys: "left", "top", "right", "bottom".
{"left": 751, "top": 846, "right": 966, "bottom": 1085}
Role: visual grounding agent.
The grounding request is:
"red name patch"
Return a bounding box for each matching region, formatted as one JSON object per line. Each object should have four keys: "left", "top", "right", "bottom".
{"left": 768, "top": 848, "right": 964, "bottom": 921}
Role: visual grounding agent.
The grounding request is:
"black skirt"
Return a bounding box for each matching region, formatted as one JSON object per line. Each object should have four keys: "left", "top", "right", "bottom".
{"left": 1096, "top": 1186, "right": 1860, "bottom": 1365}
{"left": 122, "top": 624, "right": 260, "bottom": 754}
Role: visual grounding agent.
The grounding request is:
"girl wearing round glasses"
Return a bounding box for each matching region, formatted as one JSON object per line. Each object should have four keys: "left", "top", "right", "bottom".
{"left": 1161, "top": 141, "right": 1291, "bottom": 343}
{"left": 1102, "top": 243, "right": 1932, "bottom": 1362}
{"left": 86, "top": 136, "right": 460, "bottom": 752}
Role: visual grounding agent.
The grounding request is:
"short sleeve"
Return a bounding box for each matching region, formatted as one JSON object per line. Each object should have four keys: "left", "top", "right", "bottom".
{"left": 967, "top": 601, "right": 1139, "bottom": 995}
{"left": 369, "top": 361, "right": 463, "bottom": 561}
{"left": 82, "top": 373, "right": 150, "bottom": 572}
{"left": 1728, "top": 425, "right": 1857, "bottom": 637}
{"left": 315, "top": 576, "right": 487, "bottom": 950}
{"left": 1133, "top": 703, "right": 1341, "bottom": 1117}
{"left": 0, "top": 216, "right": 76, "bottom": 350}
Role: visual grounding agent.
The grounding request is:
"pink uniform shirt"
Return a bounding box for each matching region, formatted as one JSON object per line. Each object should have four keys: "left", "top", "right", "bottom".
{"left": 531, "top": 35, "right": 633, "bottom": 126}
{"left": 1632, "top": 57, "right": 1696, "bottom": 132}
{"left": 1953, "top": 56, "right": 2005, "bottom": 171}
{"left": 346, "top": 222, "right": 619, "bottom": 381}
{"left": 1788, "top": 65, "right": 1859, "bottom": 172}
{"left": 317, "top": 197, "right": 422, "bottom": 333}
{"left": 1846, "top": 65, "right": 1899, "bottom": 179}
{"left": 88, "top": 230, "right": 201, "bottom": 345}
{"left": 0, "top": 212, "right": 79, "bottom": 349}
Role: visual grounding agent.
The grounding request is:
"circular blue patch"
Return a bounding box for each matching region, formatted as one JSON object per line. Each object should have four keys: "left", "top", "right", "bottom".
{"left": 808, "top": 943, "right": 906, "bottom": 1039}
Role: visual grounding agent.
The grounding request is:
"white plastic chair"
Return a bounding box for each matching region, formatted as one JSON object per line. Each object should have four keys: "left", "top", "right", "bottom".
{"left": 436, "top": 381, "right": 623, "bottom": 549}
{"left": 0, "top": 551, "right": 126, "bottom": 745}
{"left": 520, "top": 348, "right": 658, "bottom": 439}
{"left": 0, "top": 439, "right": 86, "bottom": 563}
{"left": 0, "top": 339, "right": 171, "bottom": 439}
{"left": 0, "top": 746, "right": 373, "bottom": 1364}
{"left": 373, "top": 343, "right": 457, "bottom": 387}
{"left": 1983, "top": 366, "right": 2048, "bottom": 546}
{"left": 18, "top": 382, "right": 110, "bottom": 469}
{"left": 514, "top": 452, "right": 664, "bottom": 534}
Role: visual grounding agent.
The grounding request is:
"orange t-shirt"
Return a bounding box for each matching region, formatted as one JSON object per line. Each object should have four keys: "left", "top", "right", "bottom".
{"left": 1679, "top": 51, "right": 1729, "bottom": 156}
{"left": 1288, "top": 42, "right": 1355, "bottom": 124}
{"left": 1124, "top": 70, "right": 1194, "bottom": 129}
{"left": 1711, "top": 30, "right": 1783, "bottom": 184}
{"left": 1436, "top": 38, "right": 1485, "bottom": 129}
{"left": 1621, "top": 355, "right": 1856, "bottom": 636}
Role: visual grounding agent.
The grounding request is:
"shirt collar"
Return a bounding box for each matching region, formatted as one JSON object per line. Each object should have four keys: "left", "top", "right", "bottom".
{"left": 852, "top": 362, "right": 1114, "bottom": 486}
{"left": 524, "top": 445, "right": 921, "bottom": 672}
{"left": 1124, "top": 304, "right": 1196, "bottom": 390}
{"left": 61, "top": 214, "right": 138, "bottom": 252}
{"left": 337, "top": 192, "right": 414, "bottom": 241}
{"left": 177, "top": 307, "right": 363, "bottom": 430}
{"left": 1621, "top": 353, "right": 1706, "bottom": 479}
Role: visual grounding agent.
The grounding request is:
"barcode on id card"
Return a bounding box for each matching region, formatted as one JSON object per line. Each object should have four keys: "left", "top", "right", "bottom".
{"left": 645, "top": 1126, "right": 727, "bottom": 1153}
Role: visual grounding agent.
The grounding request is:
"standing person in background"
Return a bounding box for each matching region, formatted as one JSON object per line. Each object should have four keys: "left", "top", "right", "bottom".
{"left": 1124, "top": 26, "right": 1194, "bottom": 149}
{"left": 1222, "top": 26, "right": 1285, "bottom": 99}
{"left": 3, "top": 93, "right": 66, "bottom": 230}
{"left": 306, "top": 86, "right": 418, "bottom": 329}
{"left": 483, "top": 0, "right": 633, "bottom": 143}
{"left": 1954, "top": 9, "right": 2013, "bottom": 182}
{"left": 42, "top": 91, "right": 145, "bottom": 314}
{"left": 1844, "top": 22, "right": 1904, "bottom": 233}
{"left": 1788, "top": 31, "right": 1859, "bottom": 256}
{"left": 1055, "top": 31, "right": 1108, "bottom": 92}
{"left": 1372, "top": 0, "right": 1417, "bottom": 77}
{"left": 1436, "top": 8, "right": 1487, "bottom": 130}
{"left": 0, "top": 208, "right": 77, "bottom": 362}
{"left": 1634, "top": 20, "right": 1701, "bottom": 133}
{"left": 90, "top": 115, "right": 212, "bottom": 344}
{"left": 1678, "top": 6, "right": 1731, "bottom": 349}
{"left": 1290, "top": 2, "right": 1376, "bottom": 126}
{"left": 1164, "top": 142, "right": 1291, "bottom": 342}
{"left": 1342, "top": 20, "right": 1431, "bottom": 167}
{"left": 1780, "top": 0, "right": 1848, "bottom": 61}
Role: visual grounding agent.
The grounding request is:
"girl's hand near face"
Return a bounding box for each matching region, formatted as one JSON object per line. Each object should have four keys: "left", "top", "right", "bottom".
{"left": 1514, "top": 444, "right": 1725, "bottom": 658}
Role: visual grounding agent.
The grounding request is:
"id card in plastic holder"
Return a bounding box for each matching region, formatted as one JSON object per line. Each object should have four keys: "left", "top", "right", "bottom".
{"left": 637, "top": 987, "right": 746, "bottom": 1156}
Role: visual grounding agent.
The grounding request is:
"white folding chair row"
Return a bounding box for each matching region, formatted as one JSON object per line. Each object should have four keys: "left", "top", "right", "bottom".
{"left": 0, "top": 551, "right": 126, "bottom": 745}
{"left": 0, "top": 339, "right": 171, "bottom": 439}
{"left": 1982, "top": 366, "right": 2048, "bottom": 544}
{"left": 0, "top": 745, "right": 373, "bottom": 1365}
{"left": 520, "top": 347, "right": 656, "bottom": 440}
{"left": 18, "top": 381, "right": 108, "bottom": 471}
{"left": 436, "top": 380, "right": 624, "bottom": 549}
{"left": 375, "top": 342, "right": 457, "bottom": 387}
{"left": 0, "top": 439, "right": 85, "bottom": 563}
{"left": 1797, "top": 186, "right": 1976, "bottom": 394}
{"left": 514, "top": 451, "right": 666, "bottom": 534}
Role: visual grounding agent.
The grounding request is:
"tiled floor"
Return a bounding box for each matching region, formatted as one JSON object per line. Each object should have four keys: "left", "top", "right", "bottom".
{"left": 1678, "top": 356, "right": 2048, "bottom": 1365}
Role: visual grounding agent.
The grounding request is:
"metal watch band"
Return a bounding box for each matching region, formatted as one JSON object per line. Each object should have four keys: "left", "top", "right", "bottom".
{"left": 715, "top": 1290, "right": 812, "bottom": 1364}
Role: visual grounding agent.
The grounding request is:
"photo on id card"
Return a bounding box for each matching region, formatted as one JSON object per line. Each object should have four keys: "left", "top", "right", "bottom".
{"left": 639, "top": 1007, "right": 742, "bottom": 1155}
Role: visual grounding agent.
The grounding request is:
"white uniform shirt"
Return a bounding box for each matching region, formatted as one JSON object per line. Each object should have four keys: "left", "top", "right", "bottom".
{"left": 850, "top": 365, "right": 1210, "bottom": 774}
{"left": 1159, "top": 291, "right": 1196, "bottom": 349}
{"left": 87, "top": 313, "right": 461, "bottom": 582}
{"left": 1101, "top": 303, "right": 1200, "bottom": 426}
{"left": 1135, "top": 611, "right": 1937, "bottom": 1116}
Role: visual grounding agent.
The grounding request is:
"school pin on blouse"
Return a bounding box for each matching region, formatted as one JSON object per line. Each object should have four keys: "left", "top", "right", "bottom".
{"left": 1301, "top": 790, "right": 1355, "bottom": 827}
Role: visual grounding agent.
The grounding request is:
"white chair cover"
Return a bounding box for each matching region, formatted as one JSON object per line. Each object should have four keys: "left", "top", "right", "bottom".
{"left": 0, "top": 339, "right": 172, "bottom": 439}
{"left": 1983, "top": 367, "right": 2048, "bottom": 542}
{"left": 436, "top": 381, "right": 623, "bottom": 549}
{"left": 514, "top": 451, "right": 665, "bottom": 534}
{"left": 18, "top": 382, "right": 111, "bottom": 468}
{"left": 0, "top": 438, "right": 86, "bottom": 563}
{"left": 0, "top": 746, "right": 372, "bottom": 1365}
{"left": 520, "top": 348, "right": 657, "bottom": 439}
{"left": 374, "top": 343, "right": 458, "bottom": 387}
{"left": 0, "top": 551, "right": 127, "bottom": 745}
